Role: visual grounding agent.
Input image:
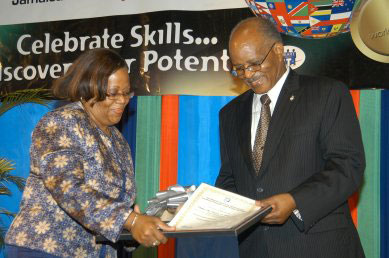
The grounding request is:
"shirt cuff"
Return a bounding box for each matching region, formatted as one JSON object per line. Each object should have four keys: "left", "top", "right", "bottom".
{"left": 293, "top": 209, "right": 303, "bottom": 221}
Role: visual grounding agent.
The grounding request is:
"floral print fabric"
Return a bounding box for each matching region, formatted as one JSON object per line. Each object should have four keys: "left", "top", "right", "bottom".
{"left": 6, "top": 102, "right": 136, "bottom": 258}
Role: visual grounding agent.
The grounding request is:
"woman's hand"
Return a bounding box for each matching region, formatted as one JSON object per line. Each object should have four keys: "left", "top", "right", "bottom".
{"left": 125, "top": 206, "right": 175, "bottom": 247}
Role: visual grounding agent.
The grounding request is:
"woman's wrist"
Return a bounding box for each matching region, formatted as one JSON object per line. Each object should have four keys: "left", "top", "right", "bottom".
{"left": 131, "top": 213, "right": 139, "bottom": 229}
{"left": 125, "top": 212, "right": 139, "bottom": 231}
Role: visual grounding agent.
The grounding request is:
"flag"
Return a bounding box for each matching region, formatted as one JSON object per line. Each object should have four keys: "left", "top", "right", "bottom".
{"left": 255, "top": 1, "right": 271, "bottom": 15}
{"left": 332, "top": 0, "right": 344, "bottom": 7}
{"left": 268, "top": 2, "right": 293, "bottom": 27}
{"left": 330, "top": 23, "right": 343, "bottom": 32}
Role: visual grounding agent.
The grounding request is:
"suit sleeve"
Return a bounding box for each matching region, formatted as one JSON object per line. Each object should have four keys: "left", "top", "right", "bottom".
{"left": 215, "top": 109, "right": 238, "bottom": 193}
{"left": 32, "top": 111, "right": 133, "bottom": 242}
{"left": 289, "top": 82, "right": 365, "bottom": 232}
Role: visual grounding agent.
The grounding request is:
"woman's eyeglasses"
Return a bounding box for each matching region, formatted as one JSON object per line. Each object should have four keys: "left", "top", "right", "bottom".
{"left": 106, "top": 91, "right": 135, "bottom": 100}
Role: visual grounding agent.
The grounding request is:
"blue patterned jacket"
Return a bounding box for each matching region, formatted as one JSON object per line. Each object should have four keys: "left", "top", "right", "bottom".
{"left": 6, "top": 102, "right": 136, "bottom": 258}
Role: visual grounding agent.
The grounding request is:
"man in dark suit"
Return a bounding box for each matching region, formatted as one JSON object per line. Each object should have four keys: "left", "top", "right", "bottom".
{"left": 215, "top": 17, "right": 365, "bottom": 258}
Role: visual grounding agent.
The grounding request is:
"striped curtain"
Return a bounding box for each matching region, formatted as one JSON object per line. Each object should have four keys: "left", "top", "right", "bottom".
{"left": 358, "top": 90, "right": 381, "bottom": 258}
{"left": 1, "top": 90, "right": 387, "bottom": 258}
{"left": 127, "top": 89, "right": 388, "bottom": 258}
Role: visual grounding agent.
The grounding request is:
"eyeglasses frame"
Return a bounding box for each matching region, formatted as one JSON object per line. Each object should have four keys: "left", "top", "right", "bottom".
{"left": 106, "top": 91, "right": 135, "bottom": 100}
{"left": 230, "top": 42, "right": 277, "bottom": 78}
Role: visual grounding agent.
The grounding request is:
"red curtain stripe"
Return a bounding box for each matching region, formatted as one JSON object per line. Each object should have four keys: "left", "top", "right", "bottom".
{"left": 348, "top": 90, "right": 360, "bottom": 227}
{"left": 159, "top": 95, "right": 179, "bottom": 258}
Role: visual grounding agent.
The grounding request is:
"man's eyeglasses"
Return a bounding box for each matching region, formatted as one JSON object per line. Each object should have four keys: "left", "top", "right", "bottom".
{"left": 106, "top": 91, "right": 135, "bottom": 100}
{"left": 230, "top": 42, "right": 276, "bottom": 78}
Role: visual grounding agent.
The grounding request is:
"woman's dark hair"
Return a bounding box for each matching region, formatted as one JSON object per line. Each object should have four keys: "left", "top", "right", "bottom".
{"left": 52, "top": 48, "right": 128, "bottom": 103}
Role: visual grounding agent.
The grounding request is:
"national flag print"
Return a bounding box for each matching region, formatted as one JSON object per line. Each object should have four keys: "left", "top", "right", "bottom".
{"left": 312, "top": 17, "right": 349, "bottom": 26}
{"left": 286, "top": 1, "right": 309, "bottom": 16}
{"left": 327, "top": 31, "right": 340, "bottom": 37}
{"left": 290, "top": 18, "right": 310, "bottom": 25}
{"left": 285, "top": 0, "right": 309, "bottom": 28}
{"left": 246, "top": 0, "right": 265, "bottom": 16}
{"left": 342, "top": 22, "right": 350, "bottom": 31}
{"left": 312, "top": 34, "right": 327, "bottom": 38}
{"left": 293, "top": 26, "right": 309, "bottom": 32}
{"left": 267, "top": 2, "right": 276, "bottom": 10}
{"left": 332, "top": 0, "right": 344, "bottom": 7}
{"left": 330, "top": 23, "right": 343, "bottom": 32}
{"left": 247, "top": 0, "right": 357, "bottom": 38}
{"left": 331, "top": 0, "right": 354, "bottom": 13}
{"left": 308, "top": 0, "right": 332, "bottom": 5}
{"left": 310, "top": 14, "right": 331, "bottom": 21}
{"left": 277, "top": 15, "right": 289, "bottom": 26}
{"left": 281, "top": 27, "right": 302, "bottom": 37}
{"left": 268, "top": 2, "right": 293, "bottom": 27}
{"left": 309, "top": 16, "right": 321, "bottom": 26}
{"left": 311, "top": 25, "right": 332, "bottom": 34}
{"left": 245, "top": 0, "right": 258, "bottom": 13}
{"left": 314, "top": 4, "right": 333, "bottom": 10}
{"left": 330, "top": 11, "right": 351, "bottom": 20}
{"left": 308, "top": 3, "right": 318, "bottom": 13}
{"left": 255, "top": 1, "right": 271, "bottom": 15}
{"left": 311, "top": 9, "right": 332, "bottom": 16}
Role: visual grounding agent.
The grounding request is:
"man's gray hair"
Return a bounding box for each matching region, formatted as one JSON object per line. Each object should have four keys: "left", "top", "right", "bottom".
{"left": 230, "top": 16, "right": 282, "bottom": 43}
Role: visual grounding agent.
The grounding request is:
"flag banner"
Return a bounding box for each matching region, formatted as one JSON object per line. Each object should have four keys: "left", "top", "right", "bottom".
{"left": 0, "top": 7, "right": 388, "bottom": 96}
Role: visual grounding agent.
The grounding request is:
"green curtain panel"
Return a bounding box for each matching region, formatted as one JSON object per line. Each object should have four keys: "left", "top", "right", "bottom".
{"left": 358, "top": 90, "right": 381, "bottom": 258}
{"left": 133, "top": 96, "right": 161, "bottom": 258}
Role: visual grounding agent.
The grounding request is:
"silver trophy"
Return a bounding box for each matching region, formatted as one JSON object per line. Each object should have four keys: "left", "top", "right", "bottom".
{"left": 145, "top": 184, "right": 196, "bottom": 217}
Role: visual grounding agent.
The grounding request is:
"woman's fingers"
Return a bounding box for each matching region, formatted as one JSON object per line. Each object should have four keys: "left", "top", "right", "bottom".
{"left": 156, "top": 221, "right": 176, "bottom": 232}
{"left": 152, "top": 227, "right": 168, "bottom": 244}
{"left": 149, "top": 218, "right": 175, "bottom": 244}
{"left": 134, "top": 204, "right": 141, "bottom": 213}
{"left": 131, "top": 215, "right": 174, "bottom": 247}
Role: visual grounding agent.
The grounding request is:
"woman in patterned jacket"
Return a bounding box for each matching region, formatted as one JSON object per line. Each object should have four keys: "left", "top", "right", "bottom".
{"left": 5, "top": 48, "right": 174, "bottom": 257}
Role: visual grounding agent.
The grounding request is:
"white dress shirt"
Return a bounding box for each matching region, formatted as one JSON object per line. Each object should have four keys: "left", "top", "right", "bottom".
{"left": 251, "top": 67, "right": 289, "bottom": 150}
{"left": 250, "top": 67, "right": 303, "bottom": 221}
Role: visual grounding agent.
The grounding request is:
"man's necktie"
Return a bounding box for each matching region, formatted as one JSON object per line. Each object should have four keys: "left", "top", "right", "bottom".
{"left": 252, "top": 94, "right": 271, "bottom": 174}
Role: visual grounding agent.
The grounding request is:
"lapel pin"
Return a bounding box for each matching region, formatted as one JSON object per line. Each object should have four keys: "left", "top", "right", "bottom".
{"left": 290, "top": 95, "right": 295, "bottom": 101}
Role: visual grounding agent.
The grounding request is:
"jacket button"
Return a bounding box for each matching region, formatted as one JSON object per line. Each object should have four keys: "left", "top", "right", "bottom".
{"left": 257, "top": 187, "right": 264, "bottom": 193}
{"left": 264, "top": 226, "right": 270, "bottom": 231}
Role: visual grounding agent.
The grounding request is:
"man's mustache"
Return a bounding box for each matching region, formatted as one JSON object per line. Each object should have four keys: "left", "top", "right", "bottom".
{"left": 244, "top": 73, "right": 263, "bottom": 84}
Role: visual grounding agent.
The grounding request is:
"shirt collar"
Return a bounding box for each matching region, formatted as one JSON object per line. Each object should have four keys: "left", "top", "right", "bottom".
{"left": 253, "top": 66, "right": 290, "bottom": 112}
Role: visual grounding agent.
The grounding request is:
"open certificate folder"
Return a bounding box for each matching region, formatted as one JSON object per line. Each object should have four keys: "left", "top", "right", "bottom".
{"left": 168, "top": 183, "right": 271, "bottom": 232}
{"left": 96, "top": 183, "right": 272, "bottom": 243}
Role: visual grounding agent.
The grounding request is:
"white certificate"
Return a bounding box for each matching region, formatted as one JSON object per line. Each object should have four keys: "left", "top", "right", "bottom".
{"left": 169, "top": 183, "right": 263, "bottom": 230}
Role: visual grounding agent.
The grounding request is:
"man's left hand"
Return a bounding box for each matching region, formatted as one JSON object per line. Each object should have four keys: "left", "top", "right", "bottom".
{"left": 256, "top": 193, "right": 296, "bottom": 224}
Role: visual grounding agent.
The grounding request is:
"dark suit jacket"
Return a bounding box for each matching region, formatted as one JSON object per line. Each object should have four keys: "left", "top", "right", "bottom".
{"left": 215, "top": 71, "right": 365, "bottom": 258}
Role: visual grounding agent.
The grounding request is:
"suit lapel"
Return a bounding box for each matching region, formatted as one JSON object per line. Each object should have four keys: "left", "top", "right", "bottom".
{"left": 259, "top": 70, "right": 302, "bottom": 174}
{"left": 237, "top": 90, "right": 257, "bottom": 178}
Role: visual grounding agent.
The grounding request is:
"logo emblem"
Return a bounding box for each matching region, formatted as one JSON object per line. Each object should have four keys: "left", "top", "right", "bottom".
{"left": 350, "top": 0, "right": 389, "bottom": 63}
{"left": 283, "top": 46, "right": 305, "bottom": 69}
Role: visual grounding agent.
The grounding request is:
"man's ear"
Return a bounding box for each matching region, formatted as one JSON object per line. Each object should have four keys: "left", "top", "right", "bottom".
{"left": 274, "top": 42, "right": 284, "bottom": 55}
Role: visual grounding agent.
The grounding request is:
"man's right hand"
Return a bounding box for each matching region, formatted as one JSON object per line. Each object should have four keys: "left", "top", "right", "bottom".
{"left": 256, "top": 193, "right": 296, "bottom": 224}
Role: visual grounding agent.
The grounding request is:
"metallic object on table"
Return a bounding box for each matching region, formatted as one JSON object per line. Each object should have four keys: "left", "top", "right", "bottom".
{"left": 145, "top": 184, "right": 196, "bottom": 217}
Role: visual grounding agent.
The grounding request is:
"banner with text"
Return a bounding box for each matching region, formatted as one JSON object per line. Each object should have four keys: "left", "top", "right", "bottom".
{"left": 0, "top": 7, "right": 388, "bottom": 96}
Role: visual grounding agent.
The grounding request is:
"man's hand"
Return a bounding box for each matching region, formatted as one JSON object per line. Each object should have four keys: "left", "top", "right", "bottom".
{"left": 256, "top": 193, "right": 297, "bottom": 224}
